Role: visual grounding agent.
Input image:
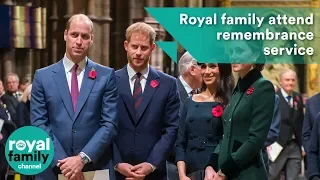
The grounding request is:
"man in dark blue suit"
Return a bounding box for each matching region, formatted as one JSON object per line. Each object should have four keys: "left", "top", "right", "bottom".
{"left": 31, "top": 14, "right": 119, "bottom": 180}
{"left": 113, "top": 22, "right": 180, "bottom": 180}
{"left": 302, "top": 93, "right": 320, "bottom": 151}
{"left": 307, "top": 112, "right": 320, "bottom": 180}
{"left": 304, "top": 93, "right": 320, "bottom": 179}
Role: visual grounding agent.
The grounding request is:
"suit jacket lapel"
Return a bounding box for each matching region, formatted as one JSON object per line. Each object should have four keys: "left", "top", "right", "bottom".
{"left": 136, "top": 67, "right": 160, "bottom": 123}
{"left": 73, "top": 59, "right": 96, "bottom": 121}
{"left": 52, "top": 60, "right": 74, "bottom": 120}
{"left": 117, "top": 66, "right": 136, "bottom": 124}
{"left": 177, "top": 78, "right": 188, "bottom": 104}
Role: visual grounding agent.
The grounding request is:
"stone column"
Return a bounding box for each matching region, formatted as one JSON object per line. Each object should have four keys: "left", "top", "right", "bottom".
{"left": 87, "top": 0, "right": 101, "bottom": 64}
{"left": 174, "top": 0, "right": 187, "bottom": 7}
{"left": 221, "top": 0, "right": 232, "bottom": 7}
{"left": 49, "top": 0, "right": 58, "bottom": 64}
{"left": 204, "top": 0, "right": 219, "bottom": 7}
{"left": 3, "top": 50, "right": 15, "bottom": 75}
{"left": 111, "top": 0, "right": 130, "bottom": 69}
{"left": 188, "top": 0, "right": 202, "bottom": 7}
{"left": 130, "top": 0, "right": 144, "bottom": 24}
{"left": 144, "top": 0, "right": 166, "bottom": 71}
{"left": 100, "top": 0, "right": 112, "bottom": 66}
{"left": 64, "top": 0, "right": 74, "bottom": 19}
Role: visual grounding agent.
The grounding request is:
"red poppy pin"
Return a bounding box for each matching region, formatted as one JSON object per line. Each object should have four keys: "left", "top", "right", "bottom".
{"left": 246, "top": 86, "right": 254, "bottom": 96}
{"left": 294, "top": 101, "right": 298, "bottom": 110}
{"left": 295, "top": 96, "right": 300, "bottom": 102}
{"left": 150, "top": 80, "right": 159, "bottom": 88}
{"left": 88, "top": 68, "right": 97, "bottom": 79}
{"left": 212, "top": 105, "right": 223, "bottom": 118}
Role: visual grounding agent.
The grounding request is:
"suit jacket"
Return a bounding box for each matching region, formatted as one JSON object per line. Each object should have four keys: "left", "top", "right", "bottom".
{"left": 31, "top": 59, "right": 119, "bottom": 180}
{"left": 307, "top": 112, "right": 320, "bottom": 180}
{"left": 176, "top": 77, "right": 189, "bottom": 114}
{"left": 302, "top": 93, "right": 320, "bottom": 152}
{"left": 113, "top": 65, "right": 180, "bottom": 180}
{"left": 264, "top": 94, "right": 281, "bottom": 147}
{"left": 206, "top": 69, "right": 275, "bottom": 180}
{"left": 276, "top": 90, "right": 304, "bottom": 147}
{"left": 1, "top": 93, "right": 19, "bottom": 123}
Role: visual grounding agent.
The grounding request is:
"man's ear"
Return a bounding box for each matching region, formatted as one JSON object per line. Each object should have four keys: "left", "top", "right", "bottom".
{"left": 189, "top": 65, "right": 196, "bottom": 76}
{"left": 151, "top": 42, "right": 156, "bottom": 51}
{"left": 64, "top": 30, "right": 68, "bottom": 41}
{"left": 124, "top": 41, "right": 128, "bottom": 51}
{"left": 90, "top": 34, "right": 94, "bottom": 46}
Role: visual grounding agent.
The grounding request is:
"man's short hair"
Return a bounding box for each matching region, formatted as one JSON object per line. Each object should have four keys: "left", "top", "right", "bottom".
{"left": 178, "top": 51, "right": 197, "bottom": 75}
{"left": 65, "top": 14, "right": 94, "bottom": 33}
{"left": 6, "top": 73, "right": 19, "bottom": 83}
{"left": 280, "top": 69, "right": 296, "bottom": 80}
{"left": 125, "top": 22, "right": 156, "bottom": 44}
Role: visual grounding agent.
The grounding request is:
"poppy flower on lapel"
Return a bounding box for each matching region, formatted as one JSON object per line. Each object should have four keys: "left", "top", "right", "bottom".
{"left": 295, "top": 96, "right": 300, "bottom": 102}
{"left": 150, "top": 80, "right": 159, "bottom": 88}
{"left": 88, "top": 68, "right": 97, "bottom": 79}
{"left": 246, "top": 86, "right": 254, "bottom": 96}
{"left": 212, "top": 105, "right": 223, "bottom": 118}
{"left": 294, "top": 101, "right": 298, "bottom": 110}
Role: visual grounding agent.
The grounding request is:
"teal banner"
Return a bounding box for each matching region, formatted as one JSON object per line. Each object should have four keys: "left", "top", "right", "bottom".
{"left": 146, "top": 8, "right": 319, "bottom": 64}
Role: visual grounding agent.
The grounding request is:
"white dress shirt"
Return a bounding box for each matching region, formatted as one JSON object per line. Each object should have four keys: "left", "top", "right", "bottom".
{"left": 127, "top": 64, "right": 149, "bottom": 95}
{"left": 62, "top": 55, "right": 91, "bottom": 162}
{"left": 63, "top": 55, "right": 87, "bottom": 93}
{"left": 281, "top": 88, "right": 293, "bottom": 107}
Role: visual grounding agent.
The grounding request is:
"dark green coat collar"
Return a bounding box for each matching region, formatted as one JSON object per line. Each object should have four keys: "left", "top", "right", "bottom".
{"left": 234, "top": 68, "right": 262, "bottom": 93}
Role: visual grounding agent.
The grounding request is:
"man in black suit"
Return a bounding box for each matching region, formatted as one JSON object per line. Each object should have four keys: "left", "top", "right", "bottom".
{"left": 269, "top": 69, "right": 304, "bottom": 180}
{"left": 167, "top": 51, "right": 203, "bottom": 180}
{"left": 1, "top": 73, "right": 20, "bottom": 126}
{"left": 0, "top": 100, "right": 16, "bottom": 180}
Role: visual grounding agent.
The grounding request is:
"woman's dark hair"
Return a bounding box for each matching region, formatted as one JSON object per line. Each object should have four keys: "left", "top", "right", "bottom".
{"left": 197, "top": 48, "right": 235, "bottom": 106}
{"left": 230, "top": 25, "right": 266, "bottom": 71}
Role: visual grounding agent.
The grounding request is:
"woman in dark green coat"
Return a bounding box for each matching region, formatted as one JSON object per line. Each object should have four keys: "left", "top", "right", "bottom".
{"left": 204, "top": 25, "right": 275, "bottom": 180}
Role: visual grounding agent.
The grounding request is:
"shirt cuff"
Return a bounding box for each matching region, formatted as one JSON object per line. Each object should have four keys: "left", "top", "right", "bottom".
{"left": 302, "top": 146, "right": 305, "bottom": 151}
{"left": 148, "top": 163, "right": 156, "bottom": 172}
{"left": 80, "top": 152, "right": 92, "bottom": 162}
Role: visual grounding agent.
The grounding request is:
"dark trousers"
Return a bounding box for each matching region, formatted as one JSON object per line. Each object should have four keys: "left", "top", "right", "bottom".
{"left": 166, "top": 161, "right": 179, "bottom": 180}
{"left": 262, "top": 148, "right": 269, "bottom": 173}
{"left": 269, "top": 141, "right": 301, "bottom": 180}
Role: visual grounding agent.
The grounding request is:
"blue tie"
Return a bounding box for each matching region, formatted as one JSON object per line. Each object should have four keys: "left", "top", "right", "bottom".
{"left": 286, "top": 96, "right": 292, "bottom": 106}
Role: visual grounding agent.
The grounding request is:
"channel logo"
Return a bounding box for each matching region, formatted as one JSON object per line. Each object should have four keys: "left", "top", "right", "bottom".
{"left": 5, "top": 126, "right": 54, "bottom": 175}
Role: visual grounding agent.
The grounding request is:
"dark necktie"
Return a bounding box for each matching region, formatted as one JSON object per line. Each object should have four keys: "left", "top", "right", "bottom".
{"left": 133, "top": 72, "right": 142, "bottom": 119}
{"left": 71, "top": 64, "right": 79, "bottom": 112}
{"left": 286, "top": 96, "right": 292, "bottom": 107}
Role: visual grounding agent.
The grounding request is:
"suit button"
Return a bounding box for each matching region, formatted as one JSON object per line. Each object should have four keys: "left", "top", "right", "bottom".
{"left": 131, "top": 149, "right": 135, "bottom": 152}
{"left": 72, "top": 129, "right": 76, "bottom": 133}
{"left": 135, "top": 132, "right": 139, "bottom": 136}
{"left": 229, "top": 118, "right": 231, "bottom": 122}
{"left": 227, "top": 134, "right": 230, "bottom": 138}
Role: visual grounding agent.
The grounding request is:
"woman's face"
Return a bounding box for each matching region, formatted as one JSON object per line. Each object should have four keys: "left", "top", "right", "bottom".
{"left": 228, "top": 40, "right": 256, "bottom": 72}
{"left": 199, "top": 63, "right": 220, "bottom": 86}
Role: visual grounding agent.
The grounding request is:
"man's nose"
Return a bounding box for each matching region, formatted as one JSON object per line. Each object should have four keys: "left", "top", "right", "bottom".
{"left": 136, "top": 47, "right": 142, "bottom": 55}
{"left": 76, "top": 36, "right": 82, "bottom": 44}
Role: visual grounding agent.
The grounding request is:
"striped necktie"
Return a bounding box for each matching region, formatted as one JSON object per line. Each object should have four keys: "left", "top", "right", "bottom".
{"left": 133, "top": 72, "right": 142, "bottom": 119}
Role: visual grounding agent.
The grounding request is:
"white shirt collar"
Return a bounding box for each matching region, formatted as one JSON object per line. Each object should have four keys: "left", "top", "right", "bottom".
{"left": 127, "top": 64, "right": 149, "bottom": 81}
{"left": 281, "top": 88, "right": 292, "bottom": 99}
{"left": 63, "top": 54, "right": 87, "bottom": 73}
{"left": 178, "top": 75, "right": 193, "bottom": 94}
